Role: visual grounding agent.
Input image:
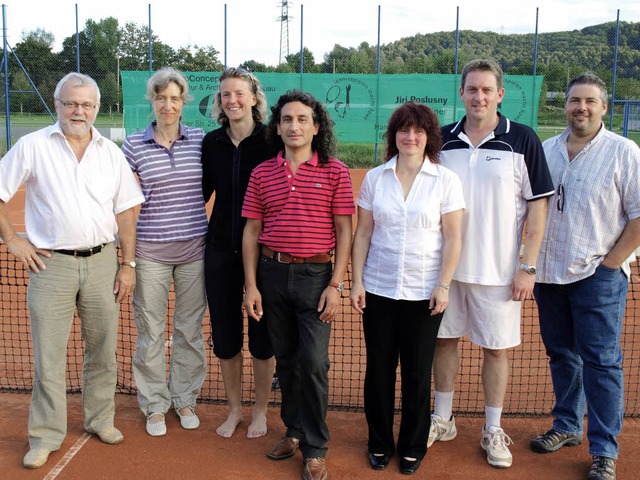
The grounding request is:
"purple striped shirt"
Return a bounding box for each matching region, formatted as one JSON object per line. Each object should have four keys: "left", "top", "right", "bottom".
{"left": 242, "top": 151, "right": 355, "bottom": 257}
{"left": 122, "top": 122, "right": 208, "bottom": 243}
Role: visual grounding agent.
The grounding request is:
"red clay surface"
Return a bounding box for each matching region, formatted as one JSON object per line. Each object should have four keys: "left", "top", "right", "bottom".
{"left": 1, "top": 392, "right": 640, "bottom": 480}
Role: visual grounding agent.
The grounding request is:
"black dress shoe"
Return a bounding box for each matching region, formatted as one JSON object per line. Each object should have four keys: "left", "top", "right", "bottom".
{"left": 369, "top": 453, "right": 391, "bottom": 470}
{"left": 400, "top": 457, "right": 421, "bottom": 475}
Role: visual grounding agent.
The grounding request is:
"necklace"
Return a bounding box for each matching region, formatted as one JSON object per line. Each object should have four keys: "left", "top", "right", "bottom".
{"left": 155, "top": 126, "right": 179, "bottom": 145}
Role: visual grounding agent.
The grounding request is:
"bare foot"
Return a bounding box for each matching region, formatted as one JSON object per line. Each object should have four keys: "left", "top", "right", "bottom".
{"left": 247, "top": 412, "right": 268, "bottom": 438}
{"left": 216, "top": 412, "right": 243, "bottom": 438}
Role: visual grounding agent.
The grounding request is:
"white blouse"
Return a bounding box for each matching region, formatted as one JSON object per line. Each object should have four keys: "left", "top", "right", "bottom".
{"left": 358, "top": 155, "right": 465, "bottom": 300}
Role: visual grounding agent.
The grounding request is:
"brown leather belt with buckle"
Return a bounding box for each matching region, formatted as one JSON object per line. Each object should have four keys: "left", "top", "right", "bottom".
{"left": 261, "top": 246, "right": 332, "bottom": 264}
{"left": 55, "top": 243, "right": 107, "bottom": 257}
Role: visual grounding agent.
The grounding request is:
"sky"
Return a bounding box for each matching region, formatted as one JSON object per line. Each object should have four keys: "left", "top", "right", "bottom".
{"left": 2, "top": 0, "right": 639, "bottom": 67}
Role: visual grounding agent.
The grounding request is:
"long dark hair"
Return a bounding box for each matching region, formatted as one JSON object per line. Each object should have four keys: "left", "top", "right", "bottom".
{"left": 267, "top": 90, "right": 336, "bottom": 164}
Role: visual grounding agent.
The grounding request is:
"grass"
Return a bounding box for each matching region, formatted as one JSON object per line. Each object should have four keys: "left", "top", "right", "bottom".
{"left": 2, "top": 113, "right": 639, "bottom": 168}
{"left": 1, "top": 113, "right": 122, "bottom": 128}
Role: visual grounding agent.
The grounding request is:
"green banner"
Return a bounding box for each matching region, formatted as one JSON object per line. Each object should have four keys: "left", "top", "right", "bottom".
{"left": 122, "top": 71, "right": 543, "bottom": 143}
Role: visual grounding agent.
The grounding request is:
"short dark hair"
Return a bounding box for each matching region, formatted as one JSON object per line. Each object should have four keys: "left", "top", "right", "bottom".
{"left": 565, "top": 72, "right": 608, "bottom": 105}
{"left": 267, "top": 90, "right": 336, "bottom": 164}
{"left": 460, "top": 58, "right": 504, "bottom": 91}
{"left": 384, "top": 101, "right": 442, "bottom": 163}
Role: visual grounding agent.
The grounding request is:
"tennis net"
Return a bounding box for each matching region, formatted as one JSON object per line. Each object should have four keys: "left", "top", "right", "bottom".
{"left": 2, "top": 241, "right": 640, "bottom": 416}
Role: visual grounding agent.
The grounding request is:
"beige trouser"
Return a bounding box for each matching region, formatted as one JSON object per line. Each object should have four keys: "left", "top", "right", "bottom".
{"left": 27, "top": 243, "right": 119, "bottom": 450}
{"left": 131, "top": 258, "right": 207, "bottom": 415}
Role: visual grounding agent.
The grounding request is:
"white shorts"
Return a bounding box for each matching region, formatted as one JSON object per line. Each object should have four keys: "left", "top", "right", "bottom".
{"left": 438, "top": 280, "right": 521, "bottom": 349}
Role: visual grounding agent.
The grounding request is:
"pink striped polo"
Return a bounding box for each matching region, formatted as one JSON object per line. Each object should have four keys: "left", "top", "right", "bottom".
{"left": 242, "top": 151, "right": 355, "bottom": 257}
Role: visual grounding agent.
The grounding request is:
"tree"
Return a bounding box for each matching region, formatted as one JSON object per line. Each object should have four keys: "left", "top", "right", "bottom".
{"left": 13, "top": 29, "right": 57, "bottom": 87}
{"left": 174, "top": 45, "right": 223, "bottom": 72}
{"left": 285, "top": 47, "right": 320, "bottom": 73}
{"left": 239, "top": 60, "right": 271, "bottom": 72}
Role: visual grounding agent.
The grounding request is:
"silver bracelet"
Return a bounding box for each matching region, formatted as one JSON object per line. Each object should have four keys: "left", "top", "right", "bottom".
{"left": 437, "top": 283, "right": 450, "bottom": 290}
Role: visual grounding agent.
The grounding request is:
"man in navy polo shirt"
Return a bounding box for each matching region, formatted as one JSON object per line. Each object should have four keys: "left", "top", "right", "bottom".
{"left": 428, "top": 59, "right": 554, "bottom": 468}
{"left": 242, "top": 90, "right": 354, "bottom": 480}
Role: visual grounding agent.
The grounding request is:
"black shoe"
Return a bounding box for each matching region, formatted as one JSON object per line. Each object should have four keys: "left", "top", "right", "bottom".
{"left": 369, "top": 453, "right": 391, "bottom": 470}
{"left": 400, "top": 457, "right": 421, "bottom": 475}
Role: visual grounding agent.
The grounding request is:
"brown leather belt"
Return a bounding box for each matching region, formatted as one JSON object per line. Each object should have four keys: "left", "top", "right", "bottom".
{"left": 261, "top": 246, "right": 332, "bottom": 264}
{"left": 55, "top": 243, "right": 107, "bottom": 257}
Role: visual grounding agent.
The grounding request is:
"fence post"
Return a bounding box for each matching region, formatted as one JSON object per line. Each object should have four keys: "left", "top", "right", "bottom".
{"left": 374, "top": 5, "right": 381, "bottom": 164}
{"left": 148, "top": 4, "right": 152, "bottom": 71}
{"left": 75, "top": 4, "right": 80, "bottom": 72}
{"left": 3, "top": 4, "right": 10, "bottom": 150}
{"left": 453, "top": 7, "right": 460, "bottom": 123}
{"left": 532, "top": 8, "right": 539, "bottom": 126}
{"left": 610, "top": 9, "right": 620, "bottom": 131}
{"left": 299, "top": 4, "right": 304, "bottom": 73}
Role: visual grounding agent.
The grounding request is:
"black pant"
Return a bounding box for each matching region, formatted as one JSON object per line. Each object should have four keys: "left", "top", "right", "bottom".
{"left": 204, "top": 247, "right": 272, "bottom": 359}
{"left": 258, "top": 256, "right": 333, "bottom": 459}
{"left": 363, "top": 292, "right": 443, "bottom": 459}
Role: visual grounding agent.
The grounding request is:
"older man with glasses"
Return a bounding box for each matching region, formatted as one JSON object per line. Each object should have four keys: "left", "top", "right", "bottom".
{"left": 0, "top": 72, "right": 144, "bottom": 469}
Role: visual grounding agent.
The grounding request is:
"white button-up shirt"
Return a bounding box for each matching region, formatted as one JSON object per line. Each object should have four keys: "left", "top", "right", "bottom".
{"left": 0, "top": 123, "right": 144, "bottom": 250}
{"left": 358, "top": 155, "right": 465, "bottom": 300}
{"left": 537, "top": 124, "right": 640, "bottom": 283}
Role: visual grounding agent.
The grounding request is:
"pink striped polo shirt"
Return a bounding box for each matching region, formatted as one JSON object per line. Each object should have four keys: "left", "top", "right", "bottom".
{"left": 242, "top": 150, "right": 355, "bottom": 257}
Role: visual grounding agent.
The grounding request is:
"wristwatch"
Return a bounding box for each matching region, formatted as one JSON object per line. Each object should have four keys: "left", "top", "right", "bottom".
{"left": 519, "top": 263, "right": 536, "bottom": 275}
{"left": 329, "top": 281, "right": 345, "bottom": 293}
{"left": 121, "top": 260, "right": 137, "bottom": 269}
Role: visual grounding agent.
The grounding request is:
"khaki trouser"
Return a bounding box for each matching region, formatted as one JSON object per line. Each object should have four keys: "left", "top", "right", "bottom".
{"left": 27, "top": 243, "right": 119, "bottom": 450}
{"left": 131, "top": 257, "right": 207, "bottom": 415}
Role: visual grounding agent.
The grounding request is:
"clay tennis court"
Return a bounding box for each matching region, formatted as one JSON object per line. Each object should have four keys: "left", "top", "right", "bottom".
{"left": 2, "top": 170, "right": 640, "bottom": 479}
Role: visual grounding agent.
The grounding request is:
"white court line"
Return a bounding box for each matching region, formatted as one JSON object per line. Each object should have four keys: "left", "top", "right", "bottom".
{"left": 42, "top": 432, "right": 92, "bottom": 480}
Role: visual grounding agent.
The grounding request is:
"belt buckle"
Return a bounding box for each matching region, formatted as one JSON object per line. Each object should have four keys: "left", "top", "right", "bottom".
{"left": 276, "top": 252, "right": 285, "bottom": 263}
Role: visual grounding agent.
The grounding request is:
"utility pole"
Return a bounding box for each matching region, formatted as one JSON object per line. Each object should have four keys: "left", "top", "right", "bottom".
{"left": 278, "top": 1, "right": 292, "bottom": 65}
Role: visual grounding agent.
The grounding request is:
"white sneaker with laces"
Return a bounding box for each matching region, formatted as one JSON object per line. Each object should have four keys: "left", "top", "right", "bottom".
{"left": 427, "top": 414, "right": 457, "bottom": 448}
{"left": 481, "top": 424, "right": 513, "bottom": 468}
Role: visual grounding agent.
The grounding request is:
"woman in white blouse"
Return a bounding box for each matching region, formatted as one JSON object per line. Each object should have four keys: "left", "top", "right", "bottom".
{"left": 350, "top": 101, "right": 464, "bottom": 475}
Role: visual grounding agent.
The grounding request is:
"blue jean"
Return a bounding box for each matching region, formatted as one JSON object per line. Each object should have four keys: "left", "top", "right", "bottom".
{"left": 534, "top": 265, "right": 627, "bottom": 459}
{"left": 257, "top": 255, "right": 333, "bottom": 459}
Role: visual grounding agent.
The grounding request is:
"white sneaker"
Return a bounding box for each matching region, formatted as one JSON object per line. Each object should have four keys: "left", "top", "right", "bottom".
{"left": 427, "top": 414, "right": 457, "bottom": 448}
{"left": 146, "top": 413, "right": 167, "bottom": 437}
{"left": 481, "top": 425, "right": 513, "bottom": 468}
{"left": 176, "top": 406, "right": 200, "bottom": 430}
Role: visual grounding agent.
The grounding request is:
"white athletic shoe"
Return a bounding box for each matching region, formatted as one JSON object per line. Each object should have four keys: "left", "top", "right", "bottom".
{"left": 481, "top": 424, "right": 513, "bottom": 468}
{"left": 427, "top": 414, "right": 457, "bottom": 448}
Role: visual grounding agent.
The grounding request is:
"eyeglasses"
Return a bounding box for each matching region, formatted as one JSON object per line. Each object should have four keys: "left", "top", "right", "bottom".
{"left": 56, "top": 100, "right": 97, "bottom": 112}
{"left": 557, "top": 183, "right": 564, "bottom": 212}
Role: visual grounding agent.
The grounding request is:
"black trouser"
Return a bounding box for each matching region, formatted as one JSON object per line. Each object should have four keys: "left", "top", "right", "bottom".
{"left": 363, "top": 292, "right": 444, "bottom": 460}
{"left": 257, "top": 255, "right": 332, "bottom": 459}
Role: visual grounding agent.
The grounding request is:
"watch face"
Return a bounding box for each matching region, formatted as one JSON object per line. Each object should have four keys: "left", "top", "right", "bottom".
{"left": 337, "top": 282, "right": 345, "bottom": 292}
{"left": 521, "top": 263, "right": 535, "bottom": 275}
